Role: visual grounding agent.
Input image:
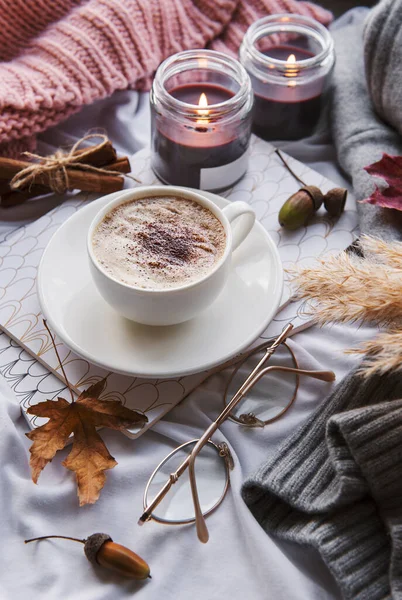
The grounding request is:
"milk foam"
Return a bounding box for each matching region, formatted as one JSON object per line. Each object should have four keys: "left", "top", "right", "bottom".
{"left": 92, "top": 196, "right": 226, "bottom": 290}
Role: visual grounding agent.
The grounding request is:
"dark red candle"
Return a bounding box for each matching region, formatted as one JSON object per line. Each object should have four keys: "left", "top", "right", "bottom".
{"left": 251, "top": 46, "right": 324, "bottom": 141}
{"left": 150, "top": 51, "right": 253, "bottom": 192}
{"left": 240, "top": 15, "right": 335, "bottom": 142}
{"left": 151, "top": 83, "right": 251, "bottom": 191}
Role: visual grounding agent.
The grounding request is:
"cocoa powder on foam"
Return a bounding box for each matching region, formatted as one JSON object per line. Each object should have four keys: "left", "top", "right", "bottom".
{"left": 92, "top": 196, "right": 226, "bottom": 290}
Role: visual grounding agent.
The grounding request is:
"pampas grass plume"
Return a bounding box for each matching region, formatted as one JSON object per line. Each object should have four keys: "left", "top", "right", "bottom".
{"left": 289, "top": 236, "right": 402, "bottom": 376}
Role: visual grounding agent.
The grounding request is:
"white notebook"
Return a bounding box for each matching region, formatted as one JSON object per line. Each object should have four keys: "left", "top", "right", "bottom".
{"left": 0, "top": 137, "right": 358, "bottom": 435}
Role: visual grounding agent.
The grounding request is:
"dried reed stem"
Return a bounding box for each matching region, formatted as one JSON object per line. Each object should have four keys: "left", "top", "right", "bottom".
{"left": 349, "top": 330, "right": 402, "bottom": 377}
{"left": 288, "top": 236, "right": 402, "bottom": 376}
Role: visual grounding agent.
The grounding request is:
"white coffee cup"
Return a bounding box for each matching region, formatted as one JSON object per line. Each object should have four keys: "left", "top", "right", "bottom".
{"left": 87, "top": 186, "right": 255, "bottom": 326}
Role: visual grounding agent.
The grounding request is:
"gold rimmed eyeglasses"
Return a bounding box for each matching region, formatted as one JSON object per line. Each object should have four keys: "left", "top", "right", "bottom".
{"left": 138, "top": 323, "right": 335, "bottom": 543}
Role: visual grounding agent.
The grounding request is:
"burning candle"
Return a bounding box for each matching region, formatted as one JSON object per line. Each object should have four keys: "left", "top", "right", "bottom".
{"left": 150, "top": 50, "right": 253, "bottom": 191}
{"left": 240, "top": 15, "right": 335, "bottom": 141}
{"left": 196, "top": 93, "right": 209, "bottom": 124}
{"left": 285, "top": 54, "right": 298, "bottom": 78}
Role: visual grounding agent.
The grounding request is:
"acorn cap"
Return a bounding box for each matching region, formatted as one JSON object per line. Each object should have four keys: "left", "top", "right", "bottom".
{"left": 84, "top": 533, "right": 112, "bottom": 565}
{"left": 324, "top": 188, "right": 347, "bottom": 217}
{"left": 301, "top": 186, "right": 324, "bottom": 210}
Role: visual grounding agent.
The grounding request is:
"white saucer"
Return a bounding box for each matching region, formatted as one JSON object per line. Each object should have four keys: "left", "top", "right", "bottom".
{"left": 37, "top": 190, "right": 283, "bottom": 379}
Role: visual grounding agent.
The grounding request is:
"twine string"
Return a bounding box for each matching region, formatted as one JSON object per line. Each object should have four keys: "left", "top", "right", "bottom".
{"left": 9, "top": 134, "right": 134, "bottom": 194}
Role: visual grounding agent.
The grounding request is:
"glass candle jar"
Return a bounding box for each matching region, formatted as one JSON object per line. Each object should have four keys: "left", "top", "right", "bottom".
{"left": 150, "top": 49, "right": 253, "bottom": 192}
{"left": 240, "top": 14, "right": 335, "bottom": 141}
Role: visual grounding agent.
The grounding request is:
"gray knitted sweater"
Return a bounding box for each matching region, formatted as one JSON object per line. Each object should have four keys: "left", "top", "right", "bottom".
{"left": 364, "top": 0, "right": 402, "bottom": 140}
{"left": 331, "top": 7, "right": 402, "bottom": 241}
{"left": 242, "top": 370, "right": 402, "bottom": 599}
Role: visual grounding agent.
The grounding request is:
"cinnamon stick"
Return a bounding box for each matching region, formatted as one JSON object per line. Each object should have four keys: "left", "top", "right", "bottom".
{"left": 0, "top": 157, "right": 124, "bottom": 193}
{"left": 59, "top": 170, "right": 124, "bottom": 193}
{"left": 1, "top": 171, "right": 127, "bottom": 207}
{"left": 0, "top": 180, "right": 11, "bottom": 194}
{"left": 107, "top": 157, "right": 131, "bottom": 174}
{"left": 0, "top": 143, "right": 132, "bottom": 206}
{"left": 72, "top": 142, "right": 117, "bottom": 167}
{"left": 0, "top": 156, "right": 130, "bottom": 202}
{"left": 0, "top": 143, "right": 118, "bottom": 181}
{"left": 0, "top": 175, "right": 125, "bottom": 208}
{"left": 0, "top": 158, "right": 30, "bottom": 180}
{"left": 1, "top": 189, "right": 38, "bottom": 208}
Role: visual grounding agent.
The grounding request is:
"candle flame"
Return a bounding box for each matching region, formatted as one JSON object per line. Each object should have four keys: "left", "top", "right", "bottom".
{"left": 198, "top": 93, "right": 209, "bottom": 115}
{"left": 285, "top": 53, "right": 298, "bottom": 79}
{"left": 196, "top": 92, "right": 209, "bottom": 126}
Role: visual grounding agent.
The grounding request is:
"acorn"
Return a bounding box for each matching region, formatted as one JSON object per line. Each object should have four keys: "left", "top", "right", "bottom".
{"left": 323, "top": 187, "right": 347, "bottom": 217}
{"left": 25, "top": 533, "right": 151, "bottom": 580}
{"left": 85, "top": 534, "right": 150, "bottom": 579}
{"left": 278, "top": 186, "right": 323, "bottom": 230}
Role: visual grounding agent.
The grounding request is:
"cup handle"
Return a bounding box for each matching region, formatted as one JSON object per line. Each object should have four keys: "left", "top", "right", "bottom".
{"left": 222, "top": 202, "right": 255, "bottom": 251}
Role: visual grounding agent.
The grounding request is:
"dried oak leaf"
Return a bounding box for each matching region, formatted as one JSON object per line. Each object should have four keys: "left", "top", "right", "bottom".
{"left": 26, "top": 379, "right": 147, "bottom": 506}
{"left": 361, "top": 153, "right": 402, "bottom": 211}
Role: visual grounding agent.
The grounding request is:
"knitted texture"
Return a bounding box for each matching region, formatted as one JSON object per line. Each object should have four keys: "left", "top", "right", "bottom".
{"left": 331, "top": 11, "right": 402, "bottom": 241}
{"left": 0, "top": 0, "right": 332, "bottom": 155}
{"left": 364, "top": 0, "right": 402, "bottom": 138}
{"left": 242, "top": 369, "right": 402, "bottom": 600}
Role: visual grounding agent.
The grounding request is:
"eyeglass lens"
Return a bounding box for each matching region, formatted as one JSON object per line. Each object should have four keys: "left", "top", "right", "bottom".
{"left": 224, "top": 342, "right": 298, "bottom": 424}
{"left": 144, "top": 440, "right": 229, "bottom": 524}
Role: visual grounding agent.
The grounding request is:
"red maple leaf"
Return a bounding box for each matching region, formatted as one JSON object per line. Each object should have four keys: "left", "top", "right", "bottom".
{"left": 361, "top": 154, "right": 402, "bottom": 211}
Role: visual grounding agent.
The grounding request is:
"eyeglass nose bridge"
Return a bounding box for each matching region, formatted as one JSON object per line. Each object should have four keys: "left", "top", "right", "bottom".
{"left": 238, "top": 413, "right": 266, "bottom": 427}
{"left": 218, "top": 442, "right": 235, "bottom": 470}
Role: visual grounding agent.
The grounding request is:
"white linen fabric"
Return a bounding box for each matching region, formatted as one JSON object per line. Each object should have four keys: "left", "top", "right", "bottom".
{"left": 0, "top": 9, "right": 378, "bottom": 599}
{"left": 1, "top": 323, "right": 374, "bottom": 600}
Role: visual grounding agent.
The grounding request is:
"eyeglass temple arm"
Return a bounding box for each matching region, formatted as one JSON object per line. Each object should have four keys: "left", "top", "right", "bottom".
{"left": 140, "top": 368, "right": 334, "bottom": 527}
{"left": 188, "top": 324, "right": 295, "bottom": 543}
{"left": 189, "top": 366, "right": 335, "bottom": 542}
{"left": 140, "top": 324, "right": 295, "bottom": 536}
{"left": 239, "top": 366, "right": 335, "bottom": 400}
{"left": 188, "top": 422, "right": 220, "bottom": 543}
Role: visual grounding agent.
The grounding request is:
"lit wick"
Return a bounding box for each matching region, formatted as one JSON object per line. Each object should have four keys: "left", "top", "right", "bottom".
{"left": 285, "top": 53, "right": 298, "bottom": 81}
{"left": 196, "top": 93, "right": 209, "bottom": 127}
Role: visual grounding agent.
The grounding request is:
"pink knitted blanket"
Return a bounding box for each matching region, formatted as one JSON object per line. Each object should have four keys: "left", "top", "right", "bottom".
{"left": 0, "top": 0, "right": 332, "bottom": 156}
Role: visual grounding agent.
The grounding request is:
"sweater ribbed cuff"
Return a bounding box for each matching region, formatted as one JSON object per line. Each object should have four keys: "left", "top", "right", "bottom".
{"left": 242, "top": 369, "right": 402, "bottom": 599}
